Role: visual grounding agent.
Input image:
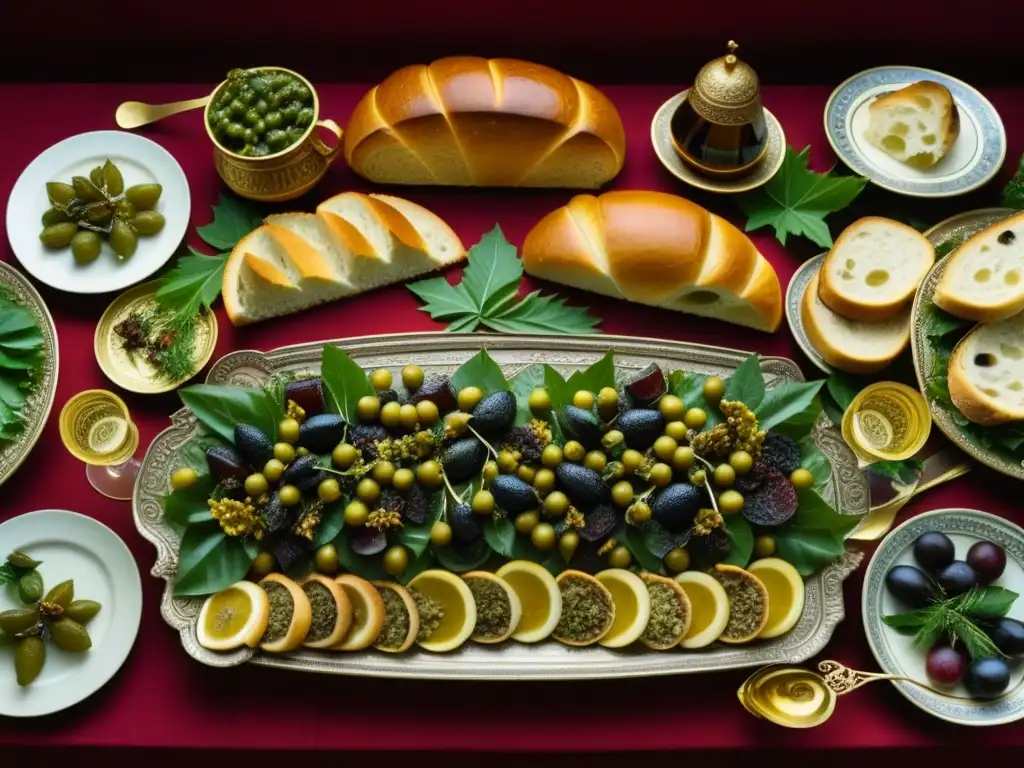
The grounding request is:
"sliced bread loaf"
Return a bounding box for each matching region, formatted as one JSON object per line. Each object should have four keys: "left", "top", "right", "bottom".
{"left": 223, "top": 228, "right": 303, "bottom": 325}
{"left": 948, "top": 312, "right": 1024, "bottom": 426}
{"left": 865, "top": 81, "right": 960, "bottom": 169}
{"left": 802, "top": 273, "right": 911, "bottom": 373}
{"left": 934, "top": 212, "right": 1024, "bottom": 323}
{"left": 818, "top": 217, "right": 933, "bottom": 321}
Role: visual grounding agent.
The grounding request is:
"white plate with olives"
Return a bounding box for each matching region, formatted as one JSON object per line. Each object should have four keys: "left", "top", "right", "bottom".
{"left": 0, "top": 510, "right": 142, "bottom": 717}
{"left": 5, "top": 131, "right": 190, "bottom": 294}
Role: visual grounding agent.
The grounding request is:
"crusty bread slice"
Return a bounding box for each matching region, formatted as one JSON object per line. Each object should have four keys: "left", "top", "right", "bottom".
{"left": 264, "top": 214, "right": 350, "bottom": 286}
{"left": 865, "top": 81, "right": 960, "bottom": 169}
{"left": 934, "top": 212, "right": 1024, "bottom": 323}
{"left": 948, "top": 312, "right": 1024, "bottom": 426}
{"left": 801, "top": 273, "right": 911, "bottom": 373}
{"left": 369, "top": 194, "right": 464, "bottom": 265}
{"left": 818, "top": 217, "right": 934, "bottom": 321}
{"left": 222, "top": 228, "right": 303, "bottom": 325}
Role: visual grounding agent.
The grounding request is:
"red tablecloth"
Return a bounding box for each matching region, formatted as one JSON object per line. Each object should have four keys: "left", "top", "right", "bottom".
{"left": 0, "top": 82, "right": 1023, "bottom": 752}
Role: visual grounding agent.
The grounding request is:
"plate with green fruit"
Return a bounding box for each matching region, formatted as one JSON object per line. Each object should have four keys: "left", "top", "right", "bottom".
{"left": 864, "top": 507, "right": 1024, "bottom": 726}
{"left": 0, "top": 510, "right": 142, "bottom": 717}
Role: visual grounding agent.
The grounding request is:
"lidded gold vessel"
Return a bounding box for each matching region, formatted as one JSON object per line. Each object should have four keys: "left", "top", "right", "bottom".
{"left": 671, "top": 41, "right": 769, "bottom": 177}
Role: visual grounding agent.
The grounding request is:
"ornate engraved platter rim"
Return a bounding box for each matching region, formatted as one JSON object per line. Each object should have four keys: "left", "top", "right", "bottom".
{"left": 135, "top": 332, "right": 867, "bottom": 679}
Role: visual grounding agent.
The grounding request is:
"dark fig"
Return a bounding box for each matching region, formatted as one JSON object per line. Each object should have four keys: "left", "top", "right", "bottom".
{"left": 579, "top": 503, "right": 619, "bottom": 542}
{"left": 449, "top": 502, "right": 484, "bottom": 544}
{"left": 624, "top": 362, "right": 667, "bottom": 405}
{"left": 490, "top": 475, "right": 538, "bottom": 515}
{"left": 689, "top": 529, "right": 732, "bottom": 569}
{"left": 913, "top": 531, "right": 956, "bottom": 573}
{"left": 651, "top": 483, "right": 704, "bottom": 532}
{"left": 349, "top": 424, "right": 388, "bottom": 459}
{"left": 987, "top": 617, "right": 1024, "bottom": 656}
{"left": 261, "top": 493, "right": 293, "bottom": 533}
{"left": 760, "top": 433, "right": 801, "bottom": 476}
{"left": 742, "top": 471, "right": 798, "bottom": 528}
{"left": 399, "top": 485, "right": 432, "bottom": 525}
{"left": 281, "top": 454, "right": 326, "bottom": 493}
{"left": 964, "top": 657, "right": 1011, "bottom": 698}
{"left": 561, "top": 405, "right": 603, "bottom": 448}
{"left": 298, "top": 413, "right": 346, "bottom": 454}
{"left": 618, "top": 408, "right": 664, "bottom": 450}
{"left": 205, "top": 445, "right": 249, "bottom": 482}
{"left": 885, "top": 564, "right": 937, "bottom": 608}
{"left": 350, "top": 527, "right": 387, "bottom": 556}
{"left": 441, "top": 438, "right": 488, "bottom": 484}
{"left": 235, "top": 424, "right": 274, "bottom": 467}
{"left": 411, "top": 376, "right": 457, "bottom": 413}
{"left": 284, "top": 377, "right": 325, "bottom": 417}
{"left": 273, "top": 535, "right": 312, "bottom": 573}
{"left": 936, "top": 560, "right": 978, "bottom": 597}
{"left": 377, "top": 389, "right": 400, "bottom": 407}
{"left": 555, "top": 462, "right": 609, "bottom": 510}
{"left": 471, "top": 391, "right": 516, "bottom": 437}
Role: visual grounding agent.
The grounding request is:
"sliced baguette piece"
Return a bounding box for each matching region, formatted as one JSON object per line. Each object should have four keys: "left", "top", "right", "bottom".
{"left": 948, "top": 312, "right": 1024, "bottom": 426}
{"left": 934, "top": 212, "right": 1024, "bottom": 323}
{"left": 369, "top": 194, "right": 465, "bottom": 264}
{"left": 264, "top": 213, "right": 353, "bottom": 290}
{"left": 222, "top": 227, "right": 302, "bottom": 326}
{"left": 818, "top": 217, "right": 934, "bottom": 321}
{"left": 801, "top": 273, "right": 911, "bottom": 373}
{"left": 865, "top": 81, "right": 960, "bottom": 169}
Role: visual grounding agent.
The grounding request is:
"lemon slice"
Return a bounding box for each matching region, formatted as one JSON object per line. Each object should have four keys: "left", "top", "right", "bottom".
{"left": 674, "top": 571, "right": 730, "bottom": 649}
{"left": 495, "top": 560, "right": 562, "bottom": 643}
{"left": 639, "top": 573, "right": 691, "bottom": 650}
{"left": 463, "top": 571, "right": 522, "bottom": 644}
{"left": 333, "top": 575, "right": 386, "bottom": 651}
{"left": 711, "top": 564, "right": 770, "bottom": 644}
{"left": 197, "top": 580, "right": 270, "bottom": 651}
{"left": 594, "top": 569, "right": 651, "bottom": 648}
{"left": 258, "top": 573, "right": 312, "bottom": 653}
{"left": 301, "top": 574, "right": 353, "bottom": 649}
{"left": 552, "top": 570, "right": 615, "bottom": 646}
{"left": 747, "top": 558, "right": 805, "bottom": 639}
{"left": 371, "top": 581, "right": 420, "bottom": 653}
{"left": 406, "top": 570, "right": 477, "bottom": 652}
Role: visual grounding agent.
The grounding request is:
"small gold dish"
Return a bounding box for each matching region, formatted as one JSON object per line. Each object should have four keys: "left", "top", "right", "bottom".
{"left": 94, "top": 280, "right": 219, "bottom": 394}
{"left": 205, "top": 66, "right": 343, "bottom": 203}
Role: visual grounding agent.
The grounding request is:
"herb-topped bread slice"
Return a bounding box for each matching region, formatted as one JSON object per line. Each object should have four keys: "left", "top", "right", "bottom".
{"left": 948, "top": 312, "right": 1024, "bottom": 426}
{"left": 301, "top": 574, "right": 353, "bottom": 649}
{"left": 462, "top": 571, "right": 522, "bottom": 644}
{"left": 865, "top": 81, "right": 960, "bottom": 169}
{"left": 259, "top": 573, "right": 312, "bottom": 653}
{"left": 818, "top": 217, "right": 934, "bottom": 321}
{"left": 639, "top": 573, "right": 691, "bottom": 650}
{"left": 934, "top": 212, "right": 1024, "bottom": 323}
{"left": 371, "top": 581, "right": 419, "bottom": 653}
{"left": 552, "top": 570, "right": 615, "bottom": 646}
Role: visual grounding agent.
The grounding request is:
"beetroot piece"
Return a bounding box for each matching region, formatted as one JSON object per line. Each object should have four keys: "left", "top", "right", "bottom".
{"left": 410, "top": 376, "right": 457, "bottom": 413}
{"left": 350, "top": 527, "right": 388, "bottom": 556}
{"left": 742, "top": 469, "right": 798, "bottom": 527}
{"left": 285, "top": 377, "right": 325, "bottom": 417}
{"left": 624, "top": 363, "right": 667, "bottom": 405}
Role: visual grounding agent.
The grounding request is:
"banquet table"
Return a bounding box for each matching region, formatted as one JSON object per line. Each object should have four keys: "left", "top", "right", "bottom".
{"left": 1, "top": 79, "right": 1023, "bottom": 760}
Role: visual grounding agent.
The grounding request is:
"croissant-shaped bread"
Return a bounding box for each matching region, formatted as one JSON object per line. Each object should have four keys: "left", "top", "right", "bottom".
{"left": 343, "top": 57, "right": 626, "bottom": 189}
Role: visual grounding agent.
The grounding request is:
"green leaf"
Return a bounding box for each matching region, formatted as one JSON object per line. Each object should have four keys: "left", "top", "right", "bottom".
{"left": 450, "top": 349, "right": 510, "bottom": 396}
{"left": 179, "top": 384, "right": 278, "bottom": 445}
{"left": 485, "top": 516, "right": 517, "bottom": 557}
{"left": 173, "top": 522, "right": 257, "bottom": 596}
{"left": 314, "top": 502, "right": 345, "bottom": 548}
{"left": 195, "top": 192, "right": 264, "bottom": 251}
{"left": 0, "top": 563, "right": 19, "bottom": 586}
{"left": 510, "top": 364, "right": 546, "bottom": 426}
{"left": 162, "top": 475, "right": 216, "bottom": 527}
{"left": 459, "top": 225, "right": 524, "bottom": 315}
{"left": 1002, "top": 154, "right": 1024, "bottom": 210}
{"left": 722, "top": 515, "right": 754, "bottom": 567}
{"left": 923, "top": 304, "right": 971, "bottom": 339}
{"left": 724, "top": 355, "right": 765, "bottom": 410}
{"left": 542, "top": 365, "right": 571, "bottom": 411}
{"left": 773, "top": 527, "right": 846, "bottom": 577}
{"left": 882, "top": 610, "right": 931, "bottom": 635}
{"left": 793, "top": 487, "right": 862, "bottom": 536}
{"left": 335, "top": 526, "right": 390, "bottom": 581}
{"left": 797, "top": 435, "right": 831, "bottom": 493}
{"left": 946, "top": 608, "right": 1002, "bottom": 660}
{"left": 320, "top": 344, "right": 374, "bottom": 423}
{"left": 156, "top": 248, "right": 227, "bottom": 317}
{"left": 756, "top": 379, "right": 825, "bottom": 433}
{"left": 956, "top": 586, "right": 1019, "bottom": 618}
{"left": 397, "top": 493, "right": 444, "bottom": 558}
{"left": 566, "top": 351, "right": 616, "bottom": 395}
{"left": 870, "top": 460, "right": 924, "bottom": 485}
{"left": 622, "top": 525, "right": 663, "bottom": 572}
{"left": 182, "top": 431, "right": 230, "bottom": 474}
{"left": 434, "top": 539, "right": 492, "bottom": 573}
{"left": 482, "top": 291, "right": 600, "bottom": 335}
{"left": 737, "top": 145, "right": 868, "bottom": 248}
{"left": 408, "top": 277, "right": 480, "bottom": 323}
{"left": 825, "top": 373, "right": 859, "bottom": 413}
{"left": 668, "top": 370, "right": 715, "bottom": 426}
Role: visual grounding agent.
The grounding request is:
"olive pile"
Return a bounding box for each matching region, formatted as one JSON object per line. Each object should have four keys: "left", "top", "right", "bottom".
{"left": 0, "top": 551, "right": 100, "bottom": 687}
{"left": 207, "top": 68, "right": 315, "bottom": 157}
{"left": 40, "top": 158, "right": 164, "bottom": 264}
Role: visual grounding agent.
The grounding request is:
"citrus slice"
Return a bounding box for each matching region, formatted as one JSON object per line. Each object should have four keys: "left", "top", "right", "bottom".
{"left": 495, "top": 560, "right": 562, "bottom": 643}
{"left": 197, "top": 580, "right": 270, "bottom": 651}
{"left": 333, "top": 574, "right": 386, "bottom": 651}
{"left": 371, "top": 581, "right": 419, "bottom": 653}
{"left": 674, "top": 571, "right": 730, "bottom": 649}
{"left": 639, "top": 573, "right": 691, "bottom": 650}
{"left": 747, "top": 558, "right": 805, "bottom": 639}
{"left": 258, "top": 573, "right": 312, "bottom": 653}
{"left": 463, "top": 571, "right": 522, "bottom": 644}
{"left": 594, "top": 569, "right": 651, "bottom": 648}
{"left": 406, "top": 569, "right": 477, "bottom": 652}
{"left": 552, "top": 570, "right": 615, "bottom": 646}
{"left": 711, "top": 564, "right": 770, "bottom": 644}
{"left": 301, "top": 574, "right": 353, "bottom": 649}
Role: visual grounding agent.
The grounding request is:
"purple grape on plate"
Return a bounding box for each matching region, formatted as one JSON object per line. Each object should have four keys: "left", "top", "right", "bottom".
{"left": 936, "top": 560, "right": 978, "bottom": 597}
{"left": 926, "top": 644, "right": 966, "bottom": 686}
{"left": 967, "top": 540, "right": 1006, "bottom": 585}
{"left": 913, "top": 531, "right": 955, "bottom": 573}
{"left": 964, "top": 657, "right": 1011, "bottom": 698}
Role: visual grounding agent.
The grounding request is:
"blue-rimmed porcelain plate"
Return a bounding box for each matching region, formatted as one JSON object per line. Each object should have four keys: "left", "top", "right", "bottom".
{"left": 825, "top": 66, "right": 1006, "bottom": 197}
{"left": 863, "top": 508, "right": 1024, "bottom": 726}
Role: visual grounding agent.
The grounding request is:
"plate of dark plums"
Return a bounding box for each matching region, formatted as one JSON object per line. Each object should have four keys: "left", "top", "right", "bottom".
{"left": 863, "top": 507, "right": 1024, "bottom": 726}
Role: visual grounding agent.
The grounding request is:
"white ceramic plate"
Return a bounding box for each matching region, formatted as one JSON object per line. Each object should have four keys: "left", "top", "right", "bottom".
{"left": 863, "top": 508, "right": 1024, "bottom": 726}
{"left": 5, "top": 131, "right": 190, "bottom": 294}
{"left": 825, "top": 66, "right": 1006, "bottom": 197}
{"left": 0, "top": 510, "right": 142, "bottom": 717}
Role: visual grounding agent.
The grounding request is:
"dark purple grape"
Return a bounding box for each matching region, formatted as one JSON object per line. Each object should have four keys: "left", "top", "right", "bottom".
{"left": 913, "top": 531, "right": 955, "bottom": 573}
{"left": 987, "top": 617, "right": 1024, "bottom": 655}
{"left": 964, "top": 657, "right": 1011, "bottom": 698}
{"left": 967, "top": 540, "right": 1007, "bottom": 585}
{"left": 885, "top": 564, "right": 937, "bottom": 608}
{"left": 926, "top": 644, "right": 966, "bottom": 686}
{"left": 936, "top": 560, "right": 978, "bottom": 597}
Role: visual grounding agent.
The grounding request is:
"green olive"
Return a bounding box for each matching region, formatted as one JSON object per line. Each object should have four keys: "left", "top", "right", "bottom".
{"left": 41, "top": 207, "right": 70, "bottom": 227}
{"left": 249, "top": 551, "right": 276, "bottom": 580}
{"left": 597, "top": 386, "right": 619, "bottom": 417}
{"left": 39, "top": 222, "right": 79, "bottom": 248}
{"left": 252, "top": 119, "right": 267, "bottom": 136}
{"left": 430, "top": 521, "right": 453, "bottom": 547}
{"left": 393, "top": 468, "right": 415, "bottom": 492}
{"left": 533, "top": 468, "right": 556, "bottom": 494}
{"left": 563, "top": 441, "right": 585, "bottom": 462}
{"left": 371, "top": 460, "right": 395, "bottom": 487}
{"left": 114, "top": 199, "right": 136, "bottom": 220}
{"left": 621, "top": 449, "right": 644, "bottom": 473}
{"left": 665, "top": 548, "right": 690, "bottom": 572}
{"left": 383, "top": 546, "right": 408, "bottom": 576}
{"left": 125, "top": 184, "right": 162, "bottom": 210}
{"left": 263, "top": 459, "right": 285, "bottom": 482}
{"left": 611, "top": 481, "right": 634, "bottom": 509}
{"left": 84, "top": 201, "right": 112, "bottom": 224}
{"left": 239, "top": 85, "right": 256, "bottom": 105}
{"left": 294, "top": 84, "right": 313, "bottom": 102}
{"left": 718, "top": 490, "right": 745, "bottom": 515}
{"left": 130, "top": 211, "right": 165, "bottom": 236}
{"left": 315, "top": 544, "right": 340, "bottom": 574}
{"left": 608, "top": 545, "right": 632, "bottom": 568}
{"left": 559, "top": 531, "right": 579, "bottom": 561}
{"left": 754, "top": 535, "right": 777, "bottom": 558}
{"left": 279, "top": 484, "right": 302, "bottom": 506}
{"left": 653, "top": 435, "right": 678, "bottom": 461}
{"left": 729, "top": 450, "right": 754, "bottom": 475}
{"left": 572, "top": 390, "right": 595, "bottom": 410}
{"left": 457, "top": 386, "right": 483, "bottom": 411}
{"left": 703, "top": 376, "right": 726, "bottom": 403}
{"left": 471, "top": 490, "right": 495, "bottom": 516}
{"left": 628, "top": 501, "right": 652, "bottom": 524}
{"left": 15, "top": 637, "right": 45, "bottom": 687}
{"left": 482, "top": 460, "right": 498, "bottom": 483}
{"left": 71, "top": 175, "right": 104, "bottom": 202}
{"left": 332, "top": 442, "right": 357, "bottom": 469}
{"left": 416, "top": 460, "right": 442, "bottom": 488}
{"left": 102, "top": 160, "right": 124, "bottom": 196}
{"left": 528, "top": 387, "right": 551, "bottom": 414}
{"left": 266, "top": 129, "right": 289, "bottom": 150}
{"left": 402, "top": 364, "right": 424, "bottom": 391}
{"left": 665, "top": 421, "right": 687, "bottom": 441}
{"left": 71, "top": 231, "right": 102, "bottom": 265}
{"left": 89, "top": 165, "right": 105, "bottom": 188}
{"left": 543, "top": 490, "right": 569, "bottom": 518}
{"left": 649, "top": 462, "right": 673, "bottom": 487}
{"left": 658, "top": 394, "right": 685, "bottom": 421}
{"left": 296, "top": 106, "right": 315, "bottom": 127}
{"left": 497, "top": 450, "right": 518, "bottom": 474}
{"left": 356, "top": 478, "right": 380, "bottom": 503}
{"left": 514, "top": 511, "right": 539, "bottom": 534}
{"left": 50, "top": 618, "right": 92, "bottom": 652}
{"left": 673, "top": 446, "right": 695, "bottom": 471}
{"left": 280, "top": 104, "right": 299, "bottom": 123}
{"left": 583, "top": 450, "right": 606, "bottom": 473}
{"left": 531, "top": 522, "right": 556, "bottom": 550}
{"left": 63, "top": 600, "right": 101, "bottom": 624}
{"left": 244, "top": 108, "right": 260, "bottom": 126}
{"left": 45, "top": 181, "right": 76, "bottom": 205}
{"left": 109, "top": 218, "right": 137, "bottom": 259}
{"left": 684, "top": 407, "right": 708, "bottom": 430}
{"left": 356, "top": 395, "right": 380, "bottom": 422}
{"left": 344, "top": 500, "right": 369, "bottom": 527}
{"left": 540, "top": 444, "right": 563, "bottom": 468}
{"left": 244, "top": 473, "right": 270, "bottom": 497}
{"left": 229, "top": 98, "right": 245, "bottom": 116}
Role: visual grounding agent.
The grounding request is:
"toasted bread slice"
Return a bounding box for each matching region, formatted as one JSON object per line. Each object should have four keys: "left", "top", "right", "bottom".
{"left": 948, "top": 312, "right": 1024, "bottom": 426}
{"left": 865, "top": 81, "right": 960, "bottom": 169}
{"left": 818, "top": 217, "right": 934, "bottom": 321}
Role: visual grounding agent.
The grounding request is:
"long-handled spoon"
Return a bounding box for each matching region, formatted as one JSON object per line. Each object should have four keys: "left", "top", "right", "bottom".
{"left": 115, "top": 96, "right": 211, "bottom": 130}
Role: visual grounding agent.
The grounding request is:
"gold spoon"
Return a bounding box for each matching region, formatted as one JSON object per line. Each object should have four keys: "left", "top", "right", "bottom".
{"left": 115, "top": 96, "right": 212, "bottom": 130}
{"left": 737, "top": 660, "right": 940, "bottom": 728}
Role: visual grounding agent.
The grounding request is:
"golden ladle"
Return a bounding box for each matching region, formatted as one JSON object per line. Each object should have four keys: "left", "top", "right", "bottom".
{"left": 115, "top": 96, "right": 212, "bottom": 130}
{"left": 738, "top": 660, "right": 939, "bottom": 728}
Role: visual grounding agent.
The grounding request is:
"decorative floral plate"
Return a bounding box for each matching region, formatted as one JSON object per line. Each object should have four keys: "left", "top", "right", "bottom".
{"left": 785, "top": 254, "right": 833, "bottom": 375}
